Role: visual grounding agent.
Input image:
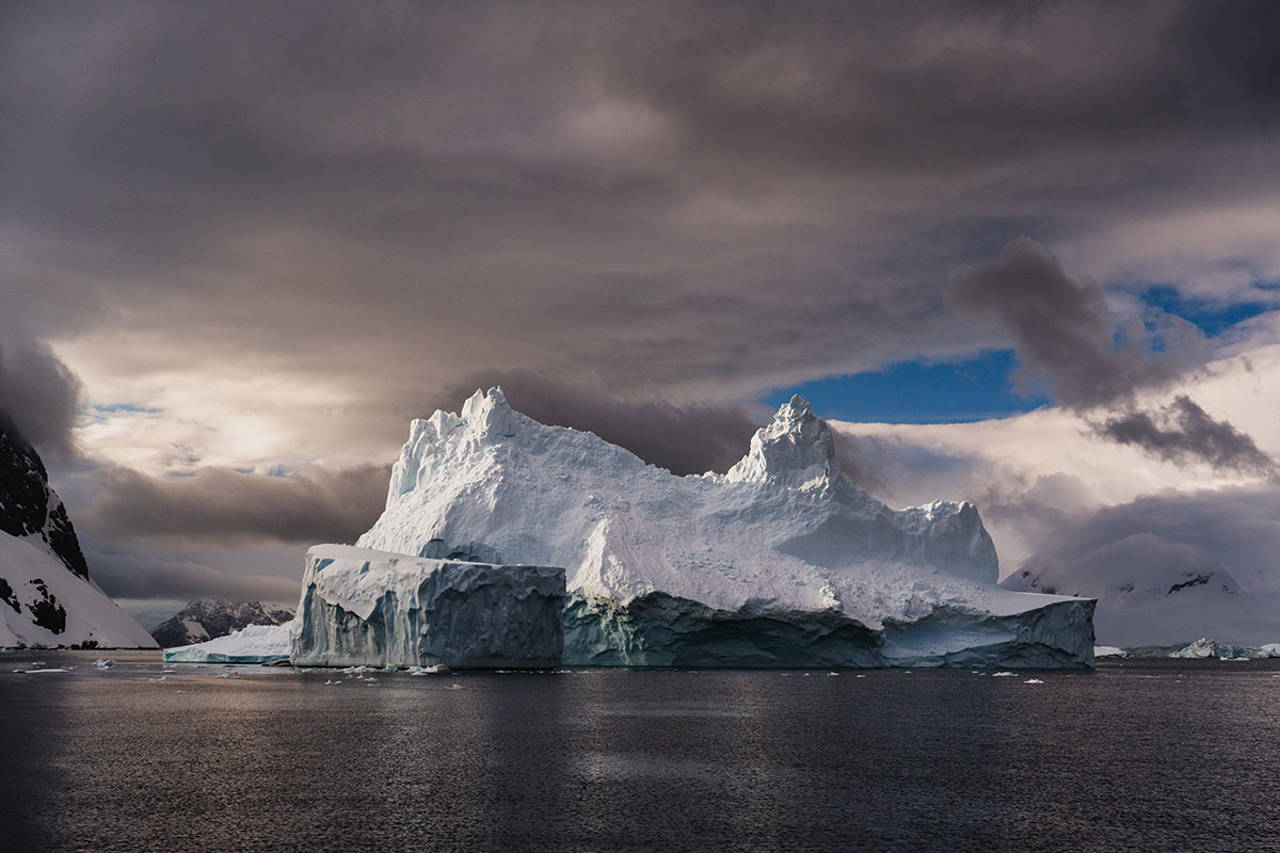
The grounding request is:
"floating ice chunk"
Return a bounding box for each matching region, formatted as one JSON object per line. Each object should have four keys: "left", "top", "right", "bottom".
{"left": 15, "top": 667, "right": 70, "bottom": 674}
{"left": 407, "top": 664, "right": 447, "bottom": 675}
{"left": 1024, "top": 678, "right": 1045, "bottom": 684}
{"left": 164, "top": 622, "right": 291, "bottom": 664}
{"left": 991, "top": 671, "right": 1016, "bottom": 677}
{"left": 93, "top": 658, "right": 115, "bottom": 669}
{"left": 1093, "top": 646, "right": 1127, "bottom": 658}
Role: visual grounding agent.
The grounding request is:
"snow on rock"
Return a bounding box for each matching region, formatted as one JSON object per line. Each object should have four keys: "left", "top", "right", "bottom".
{"left": 163, "top": 622, "right": 292, "bottom": 664}
{"left": 289, "top": 544, "right": 565, "bottom": 669}
{"left": 0, "top": 420, "right": 155, "bottom": 649}
{"left": 151, "top": 599, "right": 295, "bottom": 648}
{"left": 351, "top": 388, "right": 1094, "bottom": 668}
{"left": 1002, "top": 547, "right": 1279, "bottom": 648}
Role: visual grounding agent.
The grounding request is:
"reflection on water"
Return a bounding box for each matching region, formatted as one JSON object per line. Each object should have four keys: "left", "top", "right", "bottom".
{"left": 2, "top": 651, "right": 1280, "bottom": 852}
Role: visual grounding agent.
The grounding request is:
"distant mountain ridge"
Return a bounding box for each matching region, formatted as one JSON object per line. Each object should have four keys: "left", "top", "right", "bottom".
{"left": 152, "top": 599, "right": 294, "bottom": 648}
{"left": 0, "top": 417, "right": 155, "bottom": 648}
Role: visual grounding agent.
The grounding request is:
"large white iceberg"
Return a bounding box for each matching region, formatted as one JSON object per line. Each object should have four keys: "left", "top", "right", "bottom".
{"left": 348, "top": 388, "right": 1094, "bottom": 668}
{"left": 289, "top": 544, "right": 565, "bottom": 668}
{"left": 163, "top": 622, "right": 291, "bottom": 664}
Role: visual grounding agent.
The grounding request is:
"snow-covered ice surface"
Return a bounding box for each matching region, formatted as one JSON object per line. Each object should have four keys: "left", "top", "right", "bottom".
{"left": 352, "top": 388, "right": 1094, "bottom": 668}
{"left": 1094, "top": 645, "right": 1128, "bottom": 658}
{"left": 163, "top": 622, "right": 292, "bottom": 664}
{"left": 290, "top": 544, "right": 565, "bottom": 669}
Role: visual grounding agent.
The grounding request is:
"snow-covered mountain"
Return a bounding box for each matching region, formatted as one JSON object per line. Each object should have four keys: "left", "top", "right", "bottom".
{"left": 152, "top": 599, "right": 294, "bottom": 648}
{"left": 347, "top": 388, "right": 1094, "bottom": 667}
{"left": 0, "top": 418, "right": 155, "bottom": 648}
{"left": 1001, "top": 544, "right": 1279, "bottom": 647}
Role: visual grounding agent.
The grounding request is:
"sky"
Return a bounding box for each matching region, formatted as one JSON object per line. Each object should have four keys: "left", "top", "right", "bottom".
{"left": 2, "top": 1, "right": 1279, "bottom": 622}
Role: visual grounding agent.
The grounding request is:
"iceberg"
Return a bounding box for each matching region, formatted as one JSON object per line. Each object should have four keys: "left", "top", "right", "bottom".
{"left": 289, "top": 544, "right": 565, "bottom": 669}
{"left": 1168, "top": 638, "right": 1280, "bottom": 660}
{"left": 346, "top": 388, "right": 1094, "bottom": 669}
{"left": 163, "top": 622, "right": 292, "bottom": 664}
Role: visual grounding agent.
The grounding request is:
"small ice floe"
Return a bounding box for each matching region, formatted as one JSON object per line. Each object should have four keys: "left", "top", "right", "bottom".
{"left": 855, "top": 674, "right": 866, "bottom": 678}
{"left": 174, "top": 689, "right": 190, "bottom": 694}
{"left": 827, "top": 672, "right": 839, "bottom": 677}
{"left": 341, "top": 665, "right": 377, "bottom": 675}
{"left": 447, "top": 683, "right": 463, "bottom": 690}
{"left": 381, "top": 664, "right": 398, "bottom": 673}
{"left": 1024, "top": 678, "right": 1045, "bottom": 684}
{"left": 407, "top": 664, "right": 446, "bottom": 676}
{"left": 363, "top": 679, "right": 378, "bottom": 685}
{"left": 15, "top": 667, "right": 71, "bottom": 674}
{"left": 991, "top": 671, "right": 1017, "bottom": 677}
{"left": 803, "top": 672, "right": 811, "bottom": 677}
{"left": 147, "top": 675, "right": 167, "bottom": 682}
{"left": 93, "top": 658, "right": 115, "bottom": 669}
{"left": 216, "top": 673, "right": 231, "bottom": 679}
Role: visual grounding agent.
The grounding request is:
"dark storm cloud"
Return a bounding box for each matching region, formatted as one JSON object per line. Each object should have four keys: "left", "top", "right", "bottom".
{"left": 86, "top": 547, "right": 301, "bottom": 602}
{"left": 0, "top": 339, "right": 82, "bottom": 458}
{"left": 5, "top": 0, "right": 1279, "bottom": 418}
{"left": 81, "top": 464, "right": 390, "bottom": 546}
{"left": 950, "top": 239, "right": 1271, "bottom": 471}
{"left": 1095, "top": 396, "right": 1274, "bottom": 475}
{"left": 1013, "top": 483, "right": 1280, "bottom": 598}
{"left": 430, "top": 373, "right": 761, "bottom": 475}
{"left": 950, "top": 238, "right": 1206, "bottom": 409}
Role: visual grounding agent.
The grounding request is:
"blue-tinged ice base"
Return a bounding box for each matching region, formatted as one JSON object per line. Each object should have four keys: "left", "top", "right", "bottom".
{"left": 290, "top": 545, "right": 565, "bottom": 669}
{"left": 564, "top": 592, "right": 1095, "bottom": 669}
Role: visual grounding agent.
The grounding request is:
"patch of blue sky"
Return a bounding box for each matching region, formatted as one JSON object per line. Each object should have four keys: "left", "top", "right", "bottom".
{"left": 766, "top": 350, "right": 1049, "bottom": 424}
{"left": 88, "top": 403, "right": 164, "bottom": 415}
{"left": 1139, "top": 285, "right": 1272, "bottom": 337}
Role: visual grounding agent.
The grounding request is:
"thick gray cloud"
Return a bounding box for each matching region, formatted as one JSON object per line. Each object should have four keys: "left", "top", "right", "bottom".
{"left": 950, "top": 237, "right": 1206, "bottom": 408}
{"left": 80, "top": 464, "right": 390, "bottom": 546}
{"left": 950, "top": 238, "right": 1272, "bottom": 471}
{"left": 0, "top": 340, "right": 82, "bottom": 457}
{"left": 429, "top": 373, "right": 761, "bottom": 476}
{"left": 1026, "top": 486, "right": 1280, "bottom": 594}
{"left": 1096, "top": 396, "right": 1274, "bottom": 475}
{"left": 87, "top": 546, "right": 301, "bottom": 603}
{"left": 5, "top": 0, "right": 1279, "bottom": 416}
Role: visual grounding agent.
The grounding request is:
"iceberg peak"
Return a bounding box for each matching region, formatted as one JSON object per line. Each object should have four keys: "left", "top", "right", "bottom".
{"left": 726, "top": 394, "right": 837, "bottom": 486}
{"left": 459, "top": 386, "right": 522, "bottom": 439}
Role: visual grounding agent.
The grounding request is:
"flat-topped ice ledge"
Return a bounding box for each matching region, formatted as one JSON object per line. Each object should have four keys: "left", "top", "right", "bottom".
{"left": 289, "top": 544, "right": 565, "bottom": 669}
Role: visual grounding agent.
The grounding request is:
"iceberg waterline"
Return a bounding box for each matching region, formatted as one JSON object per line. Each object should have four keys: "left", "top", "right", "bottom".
{"left": 171, "top": 389, "right": 1097, "bottom": 668}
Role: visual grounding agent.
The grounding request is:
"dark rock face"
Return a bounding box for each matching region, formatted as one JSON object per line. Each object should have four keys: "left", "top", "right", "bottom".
{"left": 26, "top": 579, "right": 66, "bottom": 634}
{"left": 152, "top": 600, "right": 295, "bottom": 648}
{"left": 0, "top": 418, "right": 89, "bottom": 579}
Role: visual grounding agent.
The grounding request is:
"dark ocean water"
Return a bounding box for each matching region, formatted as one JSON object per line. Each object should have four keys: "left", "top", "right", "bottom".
{"left": 2, "top": 651, "right": 1279, "bottom": 852}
